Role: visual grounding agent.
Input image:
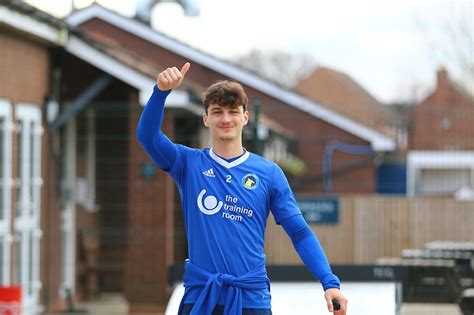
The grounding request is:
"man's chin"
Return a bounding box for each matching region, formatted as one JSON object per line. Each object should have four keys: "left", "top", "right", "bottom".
{"left": 218, "top": 135, "right": 235, "bottom": 141}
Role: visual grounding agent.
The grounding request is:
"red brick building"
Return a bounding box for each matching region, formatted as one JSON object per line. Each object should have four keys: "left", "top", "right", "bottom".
{"left": 407, "top": 69, "right": 474, "bottom": 197}
{"left": 410, "top": 69, "right": 474, "bottom": 151}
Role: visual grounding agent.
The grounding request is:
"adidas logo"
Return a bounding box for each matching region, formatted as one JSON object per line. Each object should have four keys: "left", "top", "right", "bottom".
{"left": 202, "top": 168, "right": 216, "bottom": 177}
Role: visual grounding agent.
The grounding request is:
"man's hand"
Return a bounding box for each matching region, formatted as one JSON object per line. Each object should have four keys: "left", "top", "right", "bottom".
{"left": 324, "top": 288, "right": 347, "bottom": 314}
{"left": 157, "top": 62, "right": 190, "bottom": 91}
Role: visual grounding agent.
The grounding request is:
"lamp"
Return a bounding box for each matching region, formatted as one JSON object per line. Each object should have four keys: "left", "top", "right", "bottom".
{"left": 45, "top": 96, "right": 59, "bottom": 125}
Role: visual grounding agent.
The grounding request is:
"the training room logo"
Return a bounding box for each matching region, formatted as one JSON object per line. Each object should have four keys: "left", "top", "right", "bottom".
{"left": 196, "top": 189, "right": 254, "bottom": 222}
{"left": 241, "top": 173, "right": 259, "bottom": 190}
{"left": 197, "top": 189, "right": 223, "bottom": 215}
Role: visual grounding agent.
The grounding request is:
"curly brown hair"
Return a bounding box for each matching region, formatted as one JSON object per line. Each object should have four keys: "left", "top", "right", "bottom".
{"left": 202, "top": 80, "right": 248, "bottom": 113}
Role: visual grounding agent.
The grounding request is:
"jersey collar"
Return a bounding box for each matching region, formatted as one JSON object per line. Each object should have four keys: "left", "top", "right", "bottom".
{"left": 209, "top": 148, "right": 250, "bottom": 169}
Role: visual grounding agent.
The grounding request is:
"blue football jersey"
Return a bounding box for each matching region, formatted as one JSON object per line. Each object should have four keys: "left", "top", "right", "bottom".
{"left": 167, "top": 145, "right": 301, "bottom": 308}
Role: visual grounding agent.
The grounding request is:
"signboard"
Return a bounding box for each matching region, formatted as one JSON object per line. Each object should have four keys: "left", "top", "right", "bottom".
{"left": 0, "top": 286, "right": 22, "bottom": 315}
{"left": 296, "top": 197, "right": 339, "bottom": 224}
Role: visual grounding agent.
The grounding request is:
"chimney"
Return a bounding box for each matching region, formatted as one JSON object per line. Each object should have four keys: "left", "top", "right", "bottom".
{"left": 436, "top": 67, "right": 449, "bottom": 88}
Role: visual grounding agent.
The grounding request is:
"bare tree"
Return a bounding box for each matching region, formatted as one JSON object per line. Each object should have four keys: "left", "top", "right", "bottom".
{"left": 417, "top": 3, "right": 473, "bottom": 94}
{"left": 233, "top": 49, "right": 317, "bottom": 89}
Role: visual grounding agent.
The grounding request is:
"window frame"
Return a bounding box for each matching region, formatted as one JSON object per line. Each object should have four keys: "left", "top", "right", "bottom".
{"left": 0, "top": 98, "right": 13, "bottom": 285}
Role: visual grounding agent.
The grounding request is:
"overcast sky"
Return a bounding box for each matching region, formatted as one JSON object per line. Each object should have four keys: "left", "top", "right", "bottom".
{"left": 26, "top": 0, "right": 473, "bottom": 104}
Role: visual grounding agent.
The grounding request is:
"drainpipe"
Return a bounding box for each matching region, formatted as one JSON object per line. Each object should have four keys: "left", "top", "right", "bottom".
{"left": 43, "top": 47, "right": 63, "bottom": 311}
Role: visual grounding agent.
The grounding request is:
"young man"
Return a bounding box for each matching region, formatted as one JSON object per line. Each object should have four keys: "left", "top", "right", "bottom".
{"left": 137, "top": 62, "right": 347, "bottom": 315}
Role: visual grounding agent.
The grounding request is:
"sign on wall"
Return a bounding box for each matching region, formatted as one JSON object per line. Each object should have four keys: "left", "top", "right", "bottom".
{"left": 296, "top": 197, "right": 339, "bottom": 224}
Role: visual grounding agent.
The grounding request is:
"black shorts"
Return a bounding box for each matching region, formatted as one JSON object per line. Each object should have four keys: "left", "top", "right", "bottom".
{"left": 179, "top": 304, "right": 272, "bottom": 315}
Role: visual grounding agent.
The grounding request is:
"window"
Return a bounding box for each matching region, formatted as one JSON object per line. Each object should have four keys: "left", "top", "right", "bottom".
{"left": 0, "top": 99, "right": 13, "bottom": 285}
{"left": 14, "top": 104, "right": 43, "bottom": 314}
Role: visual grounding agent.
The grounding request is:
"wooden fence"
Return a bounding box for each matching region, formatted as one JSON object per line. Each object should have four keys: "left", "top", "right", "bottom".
{"left": 264, "top": 196, "right": 474, "bottom": 264}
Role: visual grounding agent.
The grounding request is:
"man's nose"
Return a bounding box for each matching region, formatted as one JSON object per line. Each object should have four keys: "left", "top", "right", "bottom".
{"left": 221, "top": 112, "right": 232, "bottom": 123}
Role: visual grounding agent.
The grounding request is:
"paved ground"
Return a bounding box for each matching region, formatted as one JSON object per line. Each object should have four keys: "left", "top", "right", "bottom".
{"left": 76, "top": 293, "right": 129, "bottom": 315}
{"left": 71, "top": 294, "right": 463, "bottom": 315}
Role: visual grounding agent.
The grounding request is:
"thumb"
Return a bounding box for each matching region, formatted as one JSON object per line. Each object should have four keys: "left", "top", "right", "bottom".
{"left": 180, "top": 62, "right": 191, "bottom": 77}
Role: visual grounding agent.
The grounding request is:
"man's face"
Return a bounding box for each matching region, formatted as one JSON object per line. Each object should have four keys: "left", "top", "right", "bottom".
{"left": 203, "top": 104, "right": 249, "bottom": 142}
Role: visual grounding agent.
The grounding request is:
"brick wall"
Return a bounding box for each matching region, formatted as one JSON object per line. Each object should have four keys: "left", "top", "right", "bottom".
{"left": 411, "top": 69, "right": 474, "bottom": 150}
{"left": 126, "top": 90, "right": 176, "bottom": 312}
{"left": 0, "top": 29, "right": 65, "bottom": 311}
{"left": 0, "top": 30, "right": 49, "bottom": 103}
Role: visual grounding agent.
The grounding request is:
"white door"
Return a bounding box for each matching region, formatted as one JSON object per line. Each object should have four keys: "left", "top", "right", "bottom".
{"left": 14, "top": 104, "right": 43, "bottom": 315}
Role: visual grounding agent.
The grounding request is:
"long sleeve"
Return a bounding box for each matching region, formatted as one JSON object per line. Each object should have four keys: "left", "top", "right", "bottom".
{"left": 281, "top": 214, "right": 340, "bottom": 290}
{"left": 136, "top": 85, "right": 177, "bottom": 171}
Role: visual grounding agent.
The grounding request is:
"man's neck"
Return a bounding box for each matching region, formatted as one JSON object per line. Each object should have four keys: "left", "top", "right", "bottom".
{"left": 211, "top": 141, "right": 244, "bottom": 159}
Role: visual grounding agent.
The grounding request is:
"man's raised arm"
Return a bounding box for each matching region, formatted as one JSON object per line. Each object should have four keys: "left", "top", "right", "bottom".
{"left": 136, "top": 63, "right": 190, "bottom": 170}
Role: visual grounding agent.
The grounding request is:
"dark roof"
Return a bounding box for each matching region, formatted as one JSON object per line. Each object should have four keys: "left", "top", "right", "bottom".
{"left": 295, "top": 67, "right": 391, "bottom": 134}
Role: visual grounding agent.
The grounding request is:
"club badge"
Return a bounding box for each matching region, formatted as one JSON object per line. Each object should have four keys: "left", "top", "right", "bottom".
{"left": 241, "top": 173, "right": 259, "bottom": 190}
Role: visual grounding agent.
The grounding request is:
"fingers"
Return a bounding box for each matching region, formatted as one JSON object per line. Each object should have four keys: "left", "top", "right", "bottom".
{"left": 167, "top": 68, "right": 179, "bottom": 82}
{"left": 157, "top": 73, "right": 168, "bottom": 91}
{"left": 163, "top": 69, "right": 175, "bottom": 82}
{"left": 324, "top": 289, "right": 347, "bottom": 314}
{"left": 156, "top": 62, "right": 190, "bottom": 91}
{"left": 325, "top": 297, "right": 339, "bottom": 313}
{"left": 172, "top": 67, "right": 181, "bottom": 81}
{"left": 326, "top": 299, "right": 333, "bottom": 312}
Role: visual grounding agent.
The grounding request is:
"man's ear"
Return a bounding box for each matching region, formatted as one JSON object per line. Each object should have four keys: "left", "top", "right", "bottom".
{"left": 243, "top": 111, "right": 249, "bottom": 126}
{"left": 203, "top": 113, "right": 209, "bottom": 127}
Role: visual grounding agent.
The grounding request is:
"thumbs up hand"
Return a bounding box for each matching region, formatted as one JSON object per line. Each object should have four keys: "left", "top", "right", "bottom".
{"left": 157, "top": 62, "right": 191, "bottom": 91}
